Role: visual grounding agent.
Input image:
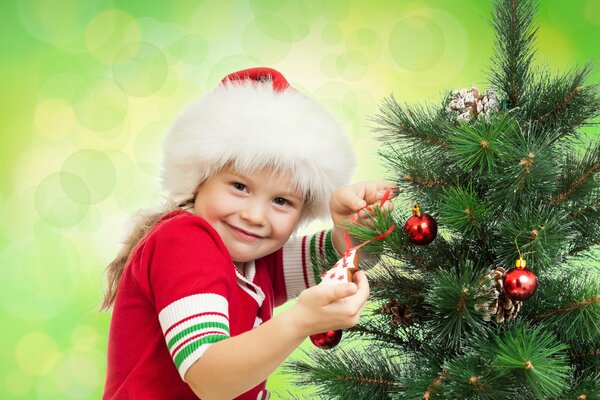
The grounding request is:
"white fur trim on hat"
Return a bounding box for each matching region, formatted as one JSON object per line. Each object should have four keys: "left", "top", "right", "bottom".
{"left": 161, "top": 72, "right": 355, "bottom": 224}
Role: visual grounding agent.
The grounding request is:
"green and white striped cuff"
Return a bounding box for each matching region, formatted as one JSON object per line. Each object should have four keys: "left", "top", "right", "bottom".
{"left": 158, "top": 293, "right": 230, "bottom": 380}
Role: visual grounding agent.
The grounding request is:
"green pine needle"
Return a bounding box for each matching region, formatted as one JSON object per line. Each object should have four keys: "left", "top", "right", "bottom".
{"left": 488, "top": 324, "right": 570, "bottom": 399}
{"left": 440, "top": 184, "right": 491, "bottom": 237}
{"left": 488, "top": 0, "right": 538, "bottom": 108}
{"left": 448, "top": 115, "right": 515, "bottom": 175}
{"left": 424, "top": 261, "right": 493, "bottom": 351}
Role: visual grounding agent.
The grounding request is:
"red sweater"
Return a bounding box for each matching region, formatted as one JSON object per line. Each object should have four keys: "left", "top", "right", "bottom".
{"left": 103, "top": 210, "right": 338, "bottom": 399}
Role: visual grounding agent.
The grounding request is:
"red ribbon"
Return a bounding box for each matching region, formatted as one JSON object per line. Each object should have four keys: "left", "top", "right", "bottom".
{"left": 343, "top": 188, "right": 395, "bottom": 256}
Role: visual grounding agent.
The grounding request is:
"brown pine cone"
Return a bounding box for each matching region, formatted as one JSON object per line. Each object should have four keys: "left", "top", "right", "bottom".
{"left": 382, "top": 299, "right": 414, "bottom": 326}
{"left": 446, "top": 86, "right": 499, "bottom": 122}
{"left": 475, "top": 266, "right": 522, "bottom": 322}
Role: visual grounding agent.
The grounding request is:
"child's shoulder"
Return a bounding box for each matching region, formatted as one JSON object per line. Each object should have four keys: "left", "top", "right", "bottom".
{"left": 146, "top": 210, "right": 221, "bottom": 245}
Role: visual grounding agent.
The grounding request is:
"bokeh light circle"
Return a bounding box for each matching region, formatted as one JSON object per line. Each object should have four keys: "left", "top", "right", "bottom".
{"left": 16, "top": 0, "right": 110, "bottom": 52}
{"left": 102, "top": 149, "right": 135, "bottom": 197}
{"left": 72, "top": 207, "right": 103, "bottom": 234}
{"left": 585, "top": 0, "right": 600, "bottom": 24}
{"left": 73, "top": 77, "right": 128, "bottom": 132}
{"left": 389, "top": 15, "right": 445, "bottom": 71}
{"left": 15, "top": 332, "right": 60, "bottom": 376}
{"left": 188, "top": 2, "right": 240, "bottom": 37}
{"left": 39, "top": 73, "right": 87, "bottom": 103}
{"left": 113, "top": 42, "right": 168, "bottom": 97}
{"left": 55, "top": 352, "right": 100, "bottom": 399}
{"left": 168, "top": 34, "right": 209, "bottom": 65}
{"left": 62, "top": 150, "right": 116, "bottom": 204}
{"left": 242, "top": 16, "right": 292, "bottom": 63}
{"left": 5, "top": 369, "right": 33, "bottom": 396}
{"left": 35, "top": 173, "right": 90, "bottom": 227}
{"left": 85, "top": 9, "right": 142, "bottom": 64}
{"left": 336, "top": 51, "right": 369, "bottom": 81}
{"left": 34, "top": 99, "right": 76, "bottom": 140}
{"left": 347, "top": 28, "right": 382, "bottom": 64}
{"left": 71, "top": 325, "right": 100, "bottom": 350}
{"left": 114, "top": 173, "right": 163, "bottom": 213}
{"left": 248, "top": 0, "right": 311, "bottom": 42}
{"left": 38, "top": 55, "right": 89, "bottom": 101}
{"left": 322, "top": 0, "right": 350, "bottom": 21}
{"left": 0, "top": 233, "right": 80, "bottom": 320}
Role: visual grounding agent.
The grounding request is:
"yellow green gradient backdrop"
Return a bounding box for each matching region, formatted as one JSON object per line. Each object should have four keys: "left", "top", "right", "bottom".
{"left": 0, "top": 0, "right": 598, "bottom": 398}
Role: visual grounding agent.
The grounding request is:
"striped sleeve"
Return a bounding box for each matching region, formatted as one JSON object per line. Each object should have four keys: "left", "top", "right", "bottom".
{"left": 158, "top": 293, "right": 230, "bottom": 379}
{"left": 280, "top": 230, "right": 341, "bottom": 300}
{"left": 138, "top": 213, "right": 236, "bottom": 381}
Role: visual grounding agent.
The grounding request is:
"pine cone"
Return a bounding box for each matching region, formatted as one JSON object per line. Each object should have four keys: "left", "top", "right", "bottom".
{"left": 382, "top": 299, "right": 414, "bottom": 326}
{"left": 446, "top": 86, "right": 499, "bottom": 122}
{"left": 474, "top": 267, "right": 522, "bottom": 322}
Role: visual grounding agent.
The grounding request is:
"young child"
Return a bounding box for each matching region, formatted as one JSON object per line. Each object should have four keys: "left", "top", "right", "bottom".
{"left": 101, "top": 67, "right": 395, "bottom": 400}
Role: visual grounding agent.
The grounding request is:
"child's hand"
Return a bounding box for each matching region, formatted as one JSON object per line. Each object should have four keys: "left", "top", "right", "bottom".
{"left": 288, "top": 270, "right": 370, "bottom": 336}
{"left": 329, "top": 181, "right": 397, "bottom": 253}
{"left": 330, "top": 181, "right": 397, "bottom": 227}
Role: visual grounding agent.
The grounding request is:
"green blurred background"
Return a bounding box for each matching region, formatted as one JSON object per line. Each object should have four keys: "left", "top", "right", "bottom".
{"left": 0, "top": 0, "right": 598, "bottom": 398}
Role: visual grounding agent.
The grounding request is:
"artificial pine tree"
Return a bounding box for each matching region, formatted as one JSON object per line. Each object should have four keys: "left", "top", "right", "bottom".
{"left": 284, "top": 0, "right": 600, "bottom": 398}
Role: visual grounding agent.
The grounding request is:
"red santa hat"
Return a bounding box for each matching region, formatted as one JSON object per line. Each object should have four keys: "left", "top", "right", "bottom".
{"left": 160, "top": 67, "right": 356, "bottom": 224}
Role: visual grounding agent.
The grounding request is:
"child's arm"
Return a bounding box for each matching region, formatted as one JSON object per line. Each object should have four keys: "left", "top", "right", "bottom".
{"left": 329, "top": 181, "right": 397, "bottom": 255}
{"left": 184, "top": 270, "right": 370, "bottom": 400}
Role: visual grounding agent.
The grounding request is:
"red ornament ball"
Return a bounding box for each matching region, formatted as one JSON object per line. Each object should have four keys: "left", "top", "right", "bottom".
{"left": 309, "top": 330, "right": 342, "bottom": 350}
{"left": 503, "top": 267, "right": 537, "bottom": 301}
{"left": 404, "top": 206, "right": 437, "bottom": 245}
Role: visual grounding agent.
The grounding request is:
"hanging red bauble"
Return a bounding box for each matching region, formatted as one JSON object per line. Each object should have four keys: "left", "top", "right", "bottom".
{"left": 404, "top": 204, "right": 438, "bottom": 245}
{"left": 503, "top": 256, "right": 537, "bottom": 301}
{"left": 309, "top": 329, "right": 342, "bottom": 350}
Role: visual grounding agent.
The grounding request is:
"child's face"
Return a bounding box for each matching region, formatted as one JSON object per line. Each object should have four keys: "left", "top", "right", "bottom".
{"left": 193, "top": 166, "right": 305, "bottom": 268}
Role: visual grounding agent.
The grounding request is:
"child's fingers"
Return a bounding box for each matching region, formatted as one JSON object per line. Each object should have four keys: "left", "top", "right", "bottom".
{"left": 352, "top": 270, "right": 370, "bottom": 295}
{"left": 319, "top": 282, "right": 358, "bottom": 303}
{"left": 332, "top": 271, "right": 370, "bottom": 309}
{"left": 333, "top": 187, "right": 367, "bottom": 213}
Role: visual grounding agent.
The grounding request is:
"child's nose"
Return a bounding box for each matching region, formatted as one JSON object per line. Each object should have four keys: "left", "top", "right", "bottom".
{"left": 240, "top": 200, "right": 266, "bottom": 225}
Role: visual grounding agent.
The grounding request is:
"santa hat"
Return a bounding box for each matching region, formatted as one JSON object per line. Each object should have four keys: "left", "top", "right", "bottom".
{"left": 160, "top": 67, "right": 355, "bottom": 224}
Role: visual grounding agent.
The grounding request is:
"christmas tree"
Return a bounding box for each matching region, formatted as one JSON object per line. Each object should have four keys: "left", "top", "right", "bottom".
{"left": 284, "top": 0, "right": 600, "bottom": 398}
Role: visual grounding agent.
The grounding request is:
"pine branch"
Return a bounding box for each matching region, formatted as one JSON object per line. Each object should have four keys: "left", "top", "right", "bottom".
{"left": 422, "top": 370, "right": 448, "bottom": 400}
{"left": 373, "top": 95, "right": 451, "bottom": 149}
{"left": 440, "top": 184, "right": 491, "bottom": 238}
{"left": 479, "top": 323, "right": 571, "bottom": 399}
{"left": 524, "top": 265, "right": 600, "bottom": 347}
{"left": 443, "top": 354, "right": 517, "bottom": 399}
{"left": 568, "top": 198, "right": 600, "bottom": 256}
{"left": 424, "top": 261, "right": 494, "bottom": 351}
{"left": 522, "top": 64, "right": 600, "bottom": 141}
{"left": 494, "top": 205, "right": 575, "bottom": 270}
{"left": 488, "top": 0, "right": 538, "bottom": 108}
{"left": 489, "top": 123, "right": 559, "bottom": 210}
{"left": 379, "top": 146, "right": 452, "bottom": 202}
{"left": 551, "top": 142, "right": 600, "bottom": 206}
{"left": 284, "top": 347, "right": 405, "bottom": 399}
{"left": 448, "top": 115, "right": 516, "bottom": 175}
{"left": 400, "top": 174, "right": 447, "bottom": 189}
{"left": 560, "top": 372, "right": 600, "bottom": 400}
{"left": 534, "top": 295, "right": 600, "bottom": 323}
{"left": 348, "top": 318, "right": 422, "bottom": 351}
{"left": 567, "top": 240, "right": 600, "bottom": 258}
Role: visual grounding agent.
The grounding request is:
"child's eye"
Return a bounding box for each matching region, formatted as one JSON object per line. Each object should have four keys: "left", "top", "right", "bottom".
{"left": 273, "top": 197, "right": 289, "bottom": 206}
{"left": 232, "top": 182, "right": 248, "bottom": 192}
